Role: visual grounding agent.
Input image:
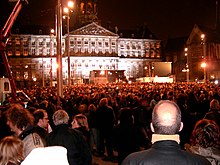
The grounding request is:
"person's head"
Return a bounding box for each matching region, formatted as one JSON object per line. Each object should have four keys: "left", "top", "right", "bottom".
{"left": 118, "top": 107, "right": 133, "bottom": 127}
{"left": 140, "top": 98, "right": 149, "bottom": 107}
{"left": 99, "top": 98, "right": 108, "bottom": 107}
{"left": 78, "top": 104, "right": 87, "bottom": 114}
{"left": 33, "top": 109, "right": 49, "bottom": 129}
{"left": 71, "top": 114, "right": 89, "bottom": 130}
{"left": 176, "top": 93, "right": 186, "bottom": 105}
{"left": 209, "top": 99, "right": 220, "bottom": 110}
{"left": 0, "top": 136, "right": 24, "bottom": 165}
{"left": 190, "top": 119, "right": 220, "bottom": 149}
{"left": 151, "top": 100, "right": 183, "bottom": 135}
{"left": 88, "top": 104, "right": 97, "bottom": 112}
{"left": 153, "top": 93, "right": 161, "bottom": 101}
{"left": 6, "top": 104, "right": 34, "bottom": 136}
{"left": 52, "top": 110, "right": 69, "bottom": 126}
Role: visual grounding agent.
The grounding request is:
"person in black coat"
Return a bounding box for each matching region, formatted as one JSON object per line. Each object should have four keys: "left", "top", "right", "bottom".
{"left": 113, "top": 107, "right": 144, "bottom": 165}
{"left": 96, "top": 98, "right": 116, "bottom": 161}
{"left": 46, "top": 110, "right": 92, "bottom": 165}
{"left": 122, "top": 100, "right": 211, "bottom": 165}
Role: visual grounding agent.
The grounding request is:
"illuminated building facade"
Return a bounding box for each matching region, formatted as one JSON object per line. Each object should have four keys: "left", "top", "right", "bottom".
{"left": 6, "top": 22, "right": 162, "bottom": 87}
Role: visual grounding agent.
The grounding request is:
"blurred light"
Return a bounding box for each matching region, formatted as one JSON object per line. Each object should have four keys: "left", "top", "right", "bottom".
{"left": 100, "top": 70, "right": 105, "bottom": 75}
{"left": 63, "top": 7, "right": 69, "bottom": 14}
{"left": 214, "top": 80, "right": 218, "bottom": 85}
{"left": 56, "top": 63, "right": 59, "bottom": 69}
{"left": 50, "top": 29, "right": 55, "bottom": 34}
{"left": 182, "top": 69, "right": 189, "bottom": 72}
{"left": 68, "top": 1, "right": 74, "bottom": 8}
{"left": 210, "top": 75, "right": 215, "bottom": 79}
{"left": 201, "top": 62, "right": 206, "bottom": 68}
{"left": 201, "top": 34, "right": 205, "bottom": 40}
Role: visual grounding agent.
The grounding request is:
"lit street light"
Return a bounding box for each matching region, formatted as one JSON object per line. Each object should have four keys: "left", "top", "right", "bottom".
{"left": 201, "top": 33, "right": 207, "bottom": 83}
{"left": 184, "top": 47, "right": 189, "bottom": 82}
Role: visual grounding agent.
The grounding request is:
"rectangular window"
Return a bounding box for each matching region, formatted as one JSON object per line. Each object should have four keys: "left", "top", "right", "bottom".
{"left": 39, "top": 41, "right": 43, "bottom": 46}
{"left": 31, "top": 49, "right": 35, "bottom": 55}
{"left": 91, "top": 42, "right": 95, "bottom": 47}
{"left": 8, "top": 50, "right": 12, "bottom": 56}
{"left": 23, "top": 48, "right": 28, "bottom": 56}
{"left": 15, "top": 50, "right": 20, "bottom": 56}
{"left": 15, "top": 38, "right": 20, "bottom": 45}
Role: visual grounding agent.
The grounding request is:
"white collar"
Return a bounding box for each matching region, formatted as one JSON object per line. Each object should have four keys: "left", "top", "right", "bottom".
{"left": 151, "top": 134, "right": 180, "bottom": 144}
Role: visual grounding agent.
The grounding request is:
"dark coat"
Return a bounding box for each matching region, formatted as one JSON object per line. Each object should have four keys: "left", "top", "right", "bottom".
{"left": 96, "top": 105, "right": 115, "bottom": 134}
{"left": 122, "top": 140, "right": 211, "bottom": 165}
{"left": 113, "top": 124, "right": 143, "bottom": 165}
{"left": 46, "top": 124, "right": 92, "bottom": 165}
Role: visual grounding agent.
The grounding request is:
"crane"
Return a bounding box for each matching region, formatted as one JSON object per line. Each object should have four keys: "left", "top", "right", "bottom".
{"left": 0, "top": 0, "right": 28, "bottom": 102}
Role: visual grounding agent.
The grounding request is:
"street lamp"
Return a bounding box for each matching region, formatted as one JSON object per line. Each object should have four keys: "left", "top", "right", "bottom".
{"left": 42, "top": 58, "right": 45, "bottom": 87}
{"left": 63, "top": 1, "right": 74, "bottom": 87}
{"left": 184, "top": 47, "right": 189, "bottom": 82}
{"left": 201, "top": 62, "right": 206, "bottom": 82}
{"left": 56, "top": 0, "right": 63, "bottom": 98}
{"left": 50, "top": 29, "right": 55, "bottom": 87}
{"left": 201, "top": 33, "right": 207, "bottom": 83}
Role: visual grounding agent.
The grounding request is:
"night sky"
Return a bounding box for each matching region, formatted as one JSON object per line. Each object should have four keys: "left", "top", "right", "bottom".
{"left": 0, "top": 0, "right": 217, "bottom": 42}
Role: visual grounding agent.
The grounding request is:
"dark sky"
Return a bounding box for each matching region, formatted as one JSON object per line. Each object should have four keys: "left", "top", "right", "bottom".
{"left": 98, "top": 0, "right": 217, "bottom": 41}
{"left": 0, "top": 0, "right": 217, "bottom": 42}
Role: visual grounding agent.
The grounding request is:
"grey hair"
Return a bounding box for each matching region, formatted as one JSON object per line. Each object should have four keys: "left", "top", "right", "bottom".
{"left": 53, "top": 110, "right": 69, "bottom": 126}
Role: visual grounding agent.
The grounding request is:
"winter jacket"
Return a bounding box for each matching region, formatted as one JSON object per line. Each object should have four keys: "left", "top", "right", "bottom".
{"left": 46, "top": 124, "right": 92, "bottom": 165}
{"left": 122, "top": 140, "right": 211, "bottom": 165}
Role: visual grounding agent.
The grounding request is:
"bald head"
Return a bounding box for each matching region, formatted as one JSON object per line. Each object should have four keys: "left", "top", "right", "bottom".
{"left": 152, "top": 100, "right": 182, "bottom": 135}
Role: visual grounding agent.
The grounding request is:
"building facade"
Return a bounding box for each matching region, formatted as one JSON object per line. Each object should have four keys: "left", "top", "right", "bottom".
{"left": 6, "top": 22, "right": 162, "bottom": 87}
{"left": 165, "top": 24, "right": 220, "bottom": 82}
{"left": 186, "top": 24, "right": 220, "bottom": 82}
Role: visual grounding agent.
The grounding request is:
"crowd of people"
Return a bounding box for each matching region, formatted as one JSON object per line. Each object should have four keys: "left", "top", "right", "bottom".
{"left": 0, "top": 82, "right": 220, "bottom": 165}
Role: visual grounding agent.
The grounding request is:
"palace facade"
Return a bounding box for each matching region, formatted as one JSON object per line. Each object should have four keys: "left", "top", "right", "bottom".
{"left": 6, "top": 22, "right": 162, "bottom": 87}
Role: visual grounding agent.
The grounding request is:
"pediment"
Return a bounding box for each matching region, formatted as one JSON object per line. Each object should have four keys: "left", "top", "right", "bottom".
{"left": 70, "top": 22, "right": 118, "bottom": 36}
{"left": 186, "top": 24, "right": 203, "bottom": 45}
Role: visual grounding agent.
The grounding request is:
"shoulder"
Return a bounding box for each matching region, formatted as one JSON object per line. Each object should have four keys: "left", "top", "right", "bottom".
{"left": 181, "top": 149, "right": 211, "bottom": 165}
{"left": 23, "top": 132, "right": 44, "bottom": 146}
{"left": 122, "top": 149, "right": 153, "bottom": 165}
{"left": 190, "top": 146, "right": 220, "bottom": 164}
{"left": 22, "top": 133, "right": 44, "bottom": 157}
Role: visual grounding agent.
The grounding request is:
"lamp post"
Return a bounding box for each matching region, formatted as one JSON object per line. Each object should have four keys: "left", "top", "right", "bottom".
{"left": 201, "top": 62, "right": 206, "bottom": 82}
{"left": 50, "top": 29, "right": 54, "bottom": 87}
{"left": 63, "top": 1, "right": 74, "bottom": 87}
{"left": 184, "top": 47, "right": 189, "bottom": 82}
{"left": 42, "top": 58, "right": 45, "bottom": 87}
{"left": 56, "top": 0, "right": 63, "bottom": 98}
{"left": 201, "top": 34, "right": 206, "bottom": 83}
